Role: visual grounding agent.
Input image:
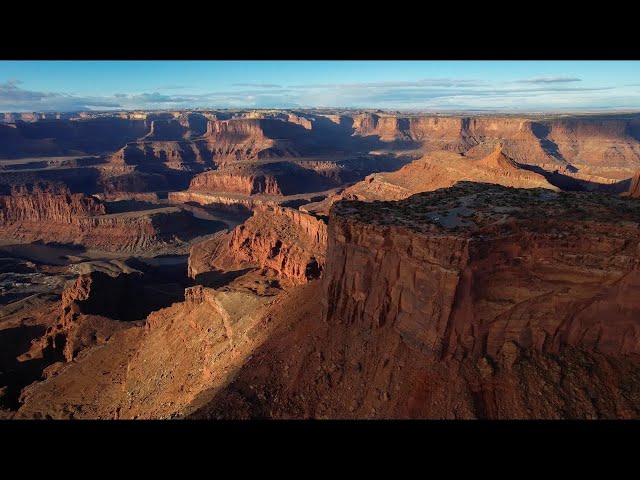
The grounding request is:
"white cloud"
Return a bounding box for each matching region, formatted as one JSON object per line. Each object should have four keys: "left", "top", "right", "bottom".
{"left": 515, "top": 76, "right": 582, "bottom": 84}
{"left": 0, "top": 77, "right": 637, "bottom": 112}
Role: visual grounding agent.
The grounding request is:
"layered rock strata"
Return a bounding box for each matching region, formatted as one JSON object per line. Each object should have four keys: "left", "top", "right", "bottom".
{"left": 0, "top": 184, "right": 202, "bottom": 251}
{"left": 324, "top": 182, "right": 640, "bottom": 360}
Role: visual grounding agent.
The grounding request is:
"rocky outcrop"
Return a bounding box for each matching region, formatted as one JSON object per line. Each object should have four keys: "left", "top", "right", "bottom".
{"left": 200, "top": 119, "right": 302, "bottom": 161}
{"left": 341, "top": 147, "right": 555, "bottom": 202}
{"left": 38, "top": 267, "right": 187, "bottom": 365}
{"left": 189, "top": 206, "right": 327, "bottom": 285}
{"left": 324, "top": 182, "right": 640, "bottom": 360}
{"left": 548, "top": 118, "right": 640, "bottom": 170}
{"left": 16, "top": 281, "right": 274, "bottom": 419}
{"left": 41, "top": 273, "right": 131, "bottom": 363}
{"left": 627, "top": 171, "right": 640, "bottom": 197}
{"left": 189, "top": 169, "right": 282, "bottom": 195}
{"left": 168, "top": 190, "right": 279, "bottom": 209}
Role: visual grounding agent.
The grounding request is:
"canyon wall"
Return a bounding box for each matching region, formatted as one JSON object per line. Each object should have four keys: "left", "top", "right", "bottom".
{"left": 0, "top": 118, "right": 148, "bottom": 158}
{"left": 350, "top": 114, "right": 640, "bottom": 177}
{"left": 188, "top": 162, "right": 337, "bottom": 196}
{"left": 324, "top": 182, "right": 640, "bottom": 361}
{"left": 0, "top": 183, "right": 105, "bottom": 222}
{"left": 0, "top": 184, "right": 202, "bottom": 251}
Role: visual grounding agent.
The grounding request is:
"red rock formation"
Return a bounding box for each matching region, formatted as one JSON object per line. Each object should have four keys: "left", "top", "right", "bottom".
{"left": 0, "top": 184, "right": 105, "bottom": 223}
{"left": 548, "top": 118, "right": 640, "bottom": 170}
{"left": 187, "top": 161, "right": 336, "bottom": 196}
{"left": 15, "top": 281, "right": 276, "bottom": 419}
{"left": 627, "top": 171, "right": 640, "bottom": 197}
{"left": 189, "top": 170, "right": 283, "bottom": 195}
{"left": 324, "top": 182, "right": 640, "bottom": 360}
{"left": 189, "top": 206, "right": 327, "bottom": 285}
{"left": 110, "top": 141, "right": 207, "bottom": 169}
{"left": 341, "top": 147, "right": 555, "bottom": 202}
{"left": 98, "top": 172, "right": 168, "bottom": 195}
{"left": 200, "top": 119, "right": 300, "bottom": 161}
{"left": 351, "top": 114, "right": 640, "bottom": 178}
{"left": 39, "top": 269, "right": 186, "bottom": 364}
{"left": 0, "top": 185, "right": 203, "bottom": 252}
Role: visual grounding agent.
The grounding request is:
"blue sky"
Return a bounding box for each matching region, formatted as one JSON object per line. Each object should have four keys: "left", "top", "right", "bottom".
{"left": 1, "top": 61, "right": 640, "bottom": 112}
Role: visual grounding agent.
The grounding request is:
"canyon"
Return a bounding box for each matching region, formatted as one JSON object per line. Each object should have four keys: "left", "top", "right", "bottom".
{"left": 2, "top": 109, "right": 640, "bottom": 419}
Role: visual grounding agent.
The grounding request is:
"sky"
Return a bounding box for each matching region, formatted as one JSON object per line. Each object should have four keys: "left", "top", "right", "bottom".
{"left": 1, "top": 61, "right": 640, "bottom": 112}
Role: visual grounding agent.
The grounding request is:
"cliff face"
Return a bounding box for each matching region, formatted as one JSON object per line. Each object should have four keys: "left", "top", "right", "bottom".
{"left": 350, "top": 114, "right": 640, "bottom": 177}
{"left": 200, "top": 119, "right": 301, "bottom": 160}
{"left": 548, "top": 118, "right": 640, "bottom": 169}
{"left": 189, "top": 206, "right": 327, "bottom": 285}
{"left": 110, "top": 141, "right": 207, "bottom": 170}
{"left": 0, "top": 185, "right": 105, "bottom": 223}
{"left": 187, "top": 161, "right": 337, "bottom": 196}
{"left": 324, "top": 182, "right": 640, "bottom": 361}
{"left": 0, "top": 185, "right": 203, "bottom": 252}
{"left": 0, "top": 118, "right": 148, "bottom": 158}
{"left": 98, "top": 172, "right": 168, "bottom": 195}
{"left": 627, "top": 171, "right": 640, "bottom": 197}
{"left": 41, "top": 273, "right": 134, "bottom": 363}
{"left": 39, "top": 270, "right": 186, "bottom": 364}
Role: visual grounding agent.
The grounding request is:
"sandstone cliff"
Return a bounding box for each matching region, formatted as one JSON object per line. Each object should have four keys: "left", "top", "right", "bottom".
{"left": 0, "top": 183, "right": 105, "bottom": 223}
{"left": 189, "top": 206, "right": 327, "bottom": 285}
{"left": 110, "top": 141, "right": 207, "bottom": 170}
{"left": 350, "top": 114, "right": 640, "bottom": 179}
{"left": 188, "top": 161, "right": 337, "bottom": 196}
{"left": 324, "top": 182, "right": 640, "bottom": 360}
{"left": 0, "top": 185, "right": 206, "bottom": 252}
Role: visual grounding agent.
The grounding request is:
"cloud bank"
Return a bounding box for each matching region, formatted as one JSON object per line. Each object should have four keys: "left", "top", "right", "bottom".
{"left": 515, "top": 76, "right": 582, "bottom": 84}
{"left": 0, "top": 76, "right": 637, "bottom": 112}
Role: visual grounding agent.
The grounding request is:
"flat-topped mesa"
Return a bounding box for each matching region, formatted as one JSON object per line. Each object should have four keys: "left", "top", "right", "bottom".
{"left": 201, "top": 118, "right": 302, "bottom": 160}
{"left": 0, "top": 184, "right": 105, "bottom": 223}
{"left": 189, "top": 205, "right": 327, "bottom": 285}
{"left": 189, "top": 169, "right": 282, "bottom": 195}
{"left": 109, "top": 141, "right": 206, "bottom": 169}
{"left": 188, "top": 161, "right": 337, "bottom": 196}
{"left": 324, "top": 182, "right": 640, "bottom": 361}
{"left": 0, "top": 182, "right": 205, "bottom": 252}
{"left": 341, "top": 148, "right": 555, "bottom": 202}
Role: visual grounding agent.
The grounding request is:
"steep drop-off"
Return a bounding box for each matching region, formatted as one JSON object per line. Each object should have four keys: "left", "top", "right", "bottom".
{"left": 188, "top": 162, "right": 337, "bottom": 196}
{"left": 189, "top": 206, "right": 327, "bottom": 285}
{"left": 325, "top": 182, "right": 640, "bottom": 359}
{"left": 627, "top": 170, "right": 640, "bottom": 197}
{"left": 0, "top": 184, "right": 210, "bottom": 252}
